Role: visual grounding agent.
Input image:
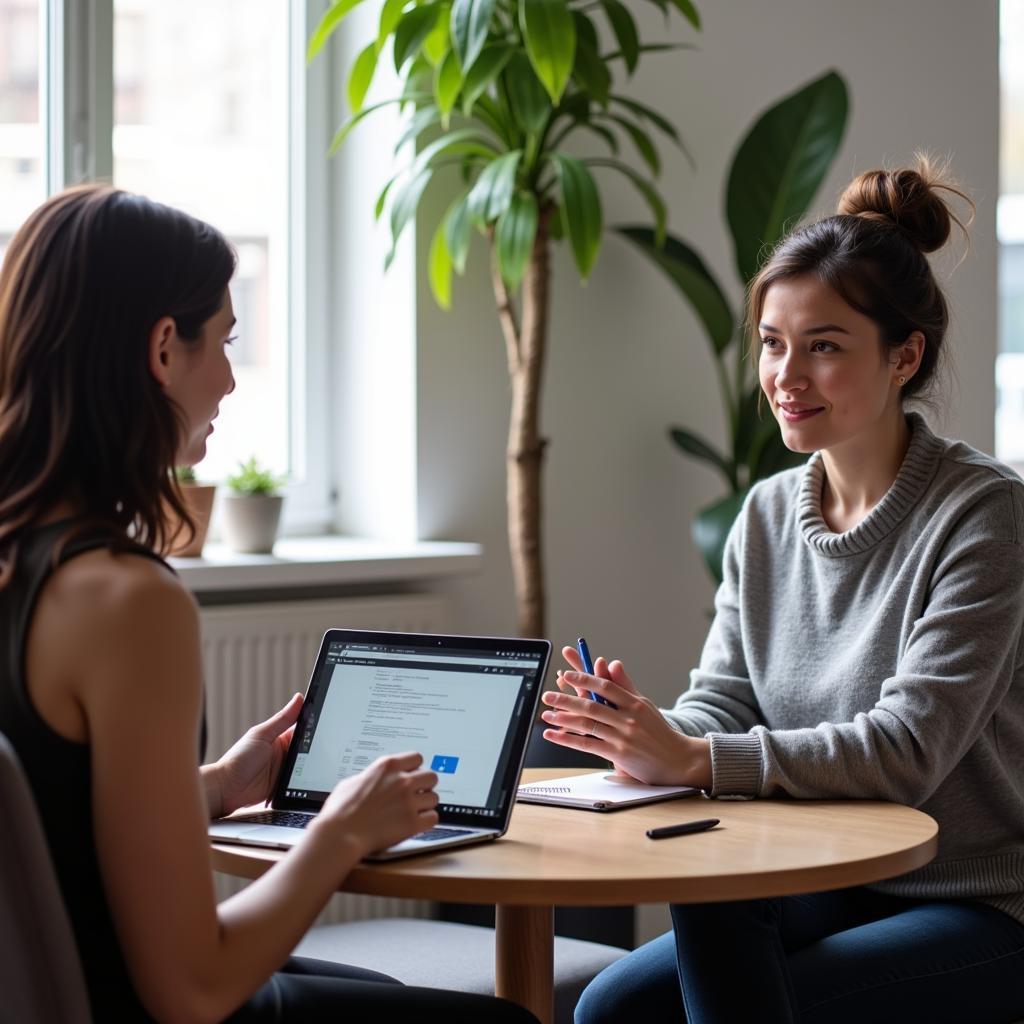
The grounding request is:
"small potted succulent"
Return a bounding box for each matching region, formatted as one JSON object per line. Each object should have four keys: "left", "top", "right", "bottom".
{"left": 166, "top": 465, "right": 217, "bottom": 558}
{"left": 221, "top": 456, "right": 287, "bottom": 554}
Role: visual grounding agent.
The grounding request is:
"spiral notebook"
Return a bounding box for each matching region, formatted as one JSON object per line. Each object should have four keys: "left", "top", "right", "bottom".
{"left": 516, "top": 771, "right": 699, "bottom": 812}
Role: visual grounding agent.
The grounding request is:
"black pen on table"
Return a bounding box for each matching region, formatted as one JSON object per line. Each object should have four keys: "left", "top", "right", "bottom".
{"left": 646, "top": 818, "right": 720, "bottom": 840}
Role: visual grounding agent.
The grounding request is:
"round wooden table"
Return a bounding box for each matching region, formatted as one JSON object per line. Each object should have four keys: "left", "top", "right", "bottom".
{"left": 211, "top": 769, "right": 939, "bottom": 1024}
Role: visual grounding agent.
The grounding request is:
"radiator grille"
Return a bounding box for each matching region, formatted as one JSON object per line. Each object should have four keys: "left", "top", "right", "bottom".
{"left": 202, "top": 595, "right": 449, "bottom": 926}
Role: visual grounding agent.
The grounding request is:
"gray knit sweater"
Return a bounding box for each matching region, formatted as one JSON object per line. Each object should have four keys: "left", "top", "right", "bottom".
{"left": 664, "top": 413, "right": 1024, "bottom": 924}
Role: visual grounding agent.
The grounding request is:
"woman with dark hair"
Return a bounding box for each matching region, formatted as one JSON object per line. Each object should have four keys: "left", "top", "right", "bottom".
{"left": 0, "top": 185, "right": 537, "bottom": 1023}
{"left": 541, "top": 159, "right": 1024, "bottom": 1023}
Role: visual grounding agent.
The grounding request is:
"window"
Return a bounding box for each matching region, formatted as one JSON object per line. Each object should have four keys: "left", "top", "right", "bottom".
{"left": 112, "top": 0, "right": 292, "bottom": 489}
{"left": 0, "top": 0, "right": 44, "bottom": 266}
{"left": 0, "top": 0, "right": 336, "bottom": 532}
{"left": 999, "top": 0, "right": 1024, "bottom": 473}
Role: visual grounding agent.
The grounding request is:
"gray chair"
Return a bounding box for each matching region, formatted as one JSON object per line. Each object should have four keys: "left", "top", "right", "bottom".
{"left": 295, "top": 917, "right": 626, "bottom": 1024}
{"left": 0, "top": 731, "right": 92, "bottom": 1024}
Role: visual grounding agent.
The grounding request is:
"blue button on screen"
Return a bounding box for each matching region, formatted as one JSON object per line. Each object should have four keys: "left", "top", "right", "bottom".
{"left": 431, "top": 755, "right": 459, "bottom": 774}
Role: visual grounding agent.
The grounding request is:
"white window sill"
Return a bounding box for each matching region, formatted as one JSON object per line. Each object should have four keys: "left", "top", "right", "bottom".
{"left": 170, "top": 536, "right": 482, "bottom": 594}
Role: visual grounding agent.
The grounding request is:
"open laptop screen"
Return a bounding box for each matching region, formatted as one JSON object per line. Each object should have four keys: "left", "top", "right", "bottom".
{"left": 272, "top": 630, "right": 549, "bottom": 828}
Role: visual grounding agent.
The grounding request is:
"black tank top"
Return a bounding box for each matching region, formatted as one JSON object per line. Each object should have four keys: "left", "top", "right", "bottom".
{"left": 0, "top": 520, "right": 203, "bottom": 1022}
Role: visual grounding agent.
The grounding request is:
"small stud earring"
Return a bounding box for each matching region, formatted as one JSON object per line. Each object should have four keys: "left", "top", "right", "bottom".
{"left": 898, "top": 376, "right": 906, "bottom": 386}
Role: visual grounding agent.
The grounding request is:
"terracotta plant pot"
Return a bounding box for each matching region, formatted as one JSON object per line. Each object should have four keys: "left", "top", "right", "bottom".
{"left": 166, "top": 484, "right": 217, "bottom": 558}
{"left": 221, "top": 494, "right": 284, "bottom": 554}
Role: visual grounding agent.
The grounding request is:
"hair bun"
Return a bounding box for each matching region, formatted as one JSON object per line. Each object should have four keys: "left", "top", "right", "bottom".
{"left": 836, "top": 155, "right": 968, "bottom": 254}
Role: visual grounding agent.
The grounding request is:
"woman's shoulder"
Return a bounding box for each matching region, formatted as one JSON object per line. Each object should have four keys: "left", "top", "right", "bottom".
{"left": 42, "top": 544, "right": 197, "bottom": 640}
{"left": 929, "top": 432, "right": 1024, "bottom": 546}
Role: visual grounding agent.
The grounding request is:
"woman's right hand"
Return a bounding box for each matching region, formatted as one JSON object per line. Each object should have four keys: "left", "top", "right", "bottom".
{"left": 316, "top": 752, "right": 439, "bottom": 859}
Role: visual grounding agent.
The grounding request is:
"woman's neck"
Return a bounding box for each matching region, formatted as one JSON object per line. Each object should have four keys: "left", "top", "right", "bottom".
{"left": 819, "top": 408, "right": 911, "bottom": 534}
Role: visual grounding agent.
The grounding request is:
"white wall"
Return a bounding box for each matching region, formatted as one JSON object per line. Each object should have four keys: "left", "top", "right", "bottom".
{"left": 415, "top": 0, "right": 998, "bottom": 699}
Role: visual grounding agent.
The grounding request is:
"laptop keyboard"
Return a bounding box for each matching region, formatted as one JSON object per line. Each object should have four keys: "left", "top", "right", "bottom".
{"left": 230, "top": 812, "right": 474, "bottom": 843}
{"left": 409, "top": 826, "right": 474, "bottom": 842}
{"left": 233, "top": 810, "right": 315, "bottom": 829}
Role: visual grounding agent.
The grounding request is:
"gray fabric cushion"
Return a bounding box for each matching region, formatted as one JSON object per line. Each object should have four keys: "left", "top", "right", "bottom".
{"left": 295, "top": 917, "right": 627, "bottom": 1024}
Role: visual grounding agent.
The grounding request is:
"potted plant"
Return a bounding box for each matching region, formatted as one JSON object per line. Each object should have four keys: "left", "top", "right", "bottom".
{"left": 221, "top": 457, "right": 287, "bottom": 554}
{"left": 309, "top": 0, "right": 699, "bottom": 638}
{"left": 166, "top": 465, "right": 217, "bottom": 558}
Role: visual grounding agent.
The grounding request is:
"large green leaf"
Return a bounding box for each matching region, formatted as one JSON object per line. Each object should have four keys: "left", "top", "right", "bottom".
{"left": 421, "top": 5, "right": 451, "bottom": 66}
{"left": 328, "top": 93, "right": 431, "bottom": 154}
{"left": 669, "top": 426, "right": 733, "bottom": 487}
{"left": 572, "top": 37, "right": 610, "bottom": 107}
{"left": 377, "top": 0, "right": 406, "bottom": 49}
{"left": 616, "top": 227, "right": 733, "bottom": 354}
{"left": 387, "top": 168, "right": 433, "bottom": 267}
{"left": 610, "top": 95, "right": 680, "bottom": 146}
{"left": 307, "top": 0, "right": 366, "bottom": 63}
{"left": 693, "top": 490, "right": 746, "bottom": 586}
{"left": 495, "top": 191, "right": 539, "bottom": 290}
{"left": 451, "top": 0, "right": 495, "bottom": 74}
{"left": 668, "top": 0, "right": 701, "bottom": 29}
{"left": 505, "top": 52, "right": 551, "bottom": 136}
{"left": 587, "top": 158, "right": 665, "bottom": 244}
{"left": 444, "top": 191, "right": 474, "bottom": 273}
{"left": 347, "top": 41, "right": 379, "bottom": 114}
{"left": 409, "top": 127, "right": 497, "bottom": 180}
{"left": 551, "top": 154, "right": 602, "bottom": 279}
{"left": 727, "top": 70, "right": 849, "bottom": 284}
{"left": 429, "top": 215, "right": 454, "bottom": 309}
{"left": 434, "top": 49, "right": 463, "bottom": 119}
{"left": 394, "top": 105, "right": 441, "bottom": 154}
{"left": 467, "top": 150, "right": 523, "bottom": 224}
{"left": 394, "top": 4, "right": 444, "bottom": 71}
{"left": 603, "top": 114, "right": 659, "bottom": 177}
{"left": 600, "top": 0, "right": 639, "bottom": 74}
{"left": 519, "top": 0, "right": 576, "bottom": 103}
{"left": 461, "top": 43, "right": 513, "bottom": 115}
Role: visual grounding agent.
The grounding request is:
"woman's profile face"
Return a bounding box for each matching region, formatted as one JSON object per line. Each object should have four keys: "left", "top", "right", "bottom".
{"left": 163, "top": 291, "right": 236, "bottom": 466}
{"left": 757, "top": 275, "right": 899, "bottom": 455}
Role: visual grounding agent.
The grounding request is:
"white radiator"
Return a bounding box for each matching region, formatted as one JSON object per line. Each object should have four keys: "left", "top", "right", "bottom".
{"left": 201, "top": 594, "right": 450, "bottom": 926}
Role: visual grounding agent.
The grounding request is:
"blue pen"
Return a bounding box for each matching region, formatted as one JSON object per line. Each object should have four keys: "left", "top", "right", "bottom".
{"left": 576, "top": 636, "right": 617, "bottom": 709}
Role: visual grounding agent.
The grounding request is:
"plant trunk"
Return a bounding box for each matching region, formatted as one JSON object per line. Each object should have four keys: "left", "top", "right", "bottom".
{"left": 491, "top": 208, "right": 551, "bottom": 639}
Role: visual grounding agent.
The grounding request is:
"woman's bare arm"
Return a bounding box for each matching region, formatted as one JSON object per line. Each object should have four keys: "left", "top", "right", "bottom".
{"left": 28, "top": 550, "right": 437, "bottom": 1024}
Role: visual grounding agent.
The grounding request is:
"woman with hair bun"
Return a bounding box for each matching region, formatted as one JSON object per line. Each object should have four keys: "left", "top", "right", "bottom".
{"left": 0, "top": 185, "right": 538, "bottom": 1023}
{"left": 543, "top": 158, "right": 1024, "bottom": 1023}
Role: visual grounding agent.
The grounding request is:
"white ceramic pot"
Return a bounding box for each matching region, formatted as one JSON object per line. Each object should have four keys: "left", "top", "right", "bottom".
{"left": 221, "top": 494, "right": 284, "bottom": 554}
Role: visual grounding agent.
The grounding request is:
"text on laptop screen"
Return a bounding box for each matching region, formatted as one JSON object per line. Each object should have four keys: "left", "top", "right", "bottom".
{"left": 283, "top": 641, "right": 540, "bottom": 813}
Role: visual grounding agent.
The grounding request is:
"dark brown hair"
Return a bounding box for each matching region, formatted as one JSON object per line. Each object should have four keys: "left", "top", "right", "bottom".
{"left": 746, "top": 155, "right": 973, "bottom": 398}
{"left": 0, "top": 185, "right": 235, "bottom": 578}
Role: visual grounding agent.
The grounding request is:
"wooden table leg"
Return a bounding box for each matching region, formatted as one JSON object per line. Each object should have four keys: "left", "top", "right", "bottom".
{"left": 495, "top": 904, "right": 554, "bottom": 1024}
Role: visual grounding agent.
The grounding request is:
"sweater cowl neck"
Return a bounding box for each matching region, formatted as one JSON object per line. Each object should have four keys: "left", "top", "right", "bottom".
{"left": 798, "top": 412, "right": 946, "bottom": 556}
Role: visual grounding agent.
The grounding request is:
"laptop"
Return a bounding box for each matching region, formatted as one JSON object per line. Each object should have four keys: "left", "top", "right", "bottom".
{"left": 209, "top": 629, "right": 550, "bottom": 860}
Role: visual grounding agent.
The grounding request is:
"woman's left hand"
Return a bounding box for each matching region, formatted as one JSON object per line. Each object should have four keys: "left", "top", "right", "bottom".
{"left": 205, "top": 693, "right": 303, "bottom": 818}
{"left": 540, "top": 647, "right": 712, "bottom": 788}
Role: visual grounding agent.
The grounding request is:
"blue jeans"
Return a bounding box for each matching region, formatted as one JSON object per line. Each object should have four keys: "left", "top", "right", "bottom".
{"left": 575, "top": 888, "right": 1024, "bottom": 1024}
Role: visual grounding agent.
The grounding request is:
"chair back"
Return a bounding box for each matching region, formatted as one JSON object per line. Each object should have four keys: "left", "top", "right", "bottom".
{"left": 0, "top": 730, "right": 92, "bottom": 1023}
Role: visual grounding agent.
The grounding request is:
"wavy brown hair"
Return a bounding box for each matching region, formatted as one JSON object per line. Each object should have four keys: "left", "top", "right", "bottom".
{"left": 0, "top": 185, "right": 235, "bottom": 581}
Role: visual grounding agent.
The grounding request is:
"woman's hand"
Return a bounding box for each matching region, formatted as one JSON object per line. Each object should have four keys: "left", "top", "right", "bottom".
{"left": 541, "top": 646, "right": 712, "bottom": 788}
{"left": 206, "top": 693, "right": 304, "bottom": 819}
{"left": 317, "top": 752, "right": 439, "bottom": 859}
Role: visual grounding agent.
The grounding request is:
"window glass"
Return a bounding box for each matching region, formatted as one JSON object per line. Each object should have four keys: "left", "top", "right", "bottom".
{"left": 113, "top": 0, "right": 291, "bottom": 483}
{"left": 0, "top": 0, "right": 44, "bottom": 269}
{"left": 999, "top": 0, "right": 1024, "bottom": 471}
